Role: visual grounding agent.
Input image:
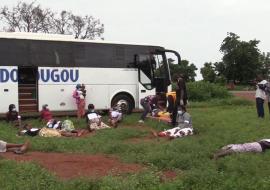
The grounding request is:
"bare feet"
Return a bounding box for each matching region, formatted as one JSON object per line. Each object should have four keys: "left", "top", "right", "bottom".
{"left": 20, "top": 140, "right": 30, "bottom": 153}
{"left": 14, "top": 140, "right": 30, "bottom": 154}
{"left": 150, "top": 129, "right": 158, "bottom": 138}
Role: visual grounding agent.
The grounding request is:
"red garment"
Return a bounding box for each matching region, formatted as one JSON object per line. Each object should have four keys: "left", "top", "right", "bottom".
{"left": 77, "top": 99, "right": 86, "bottom": 118}
{"left": 73, "top": 89, "right": 80, "bottom": 105}
{"left": 40, "top": 109, "right": 53, "bottom": 122}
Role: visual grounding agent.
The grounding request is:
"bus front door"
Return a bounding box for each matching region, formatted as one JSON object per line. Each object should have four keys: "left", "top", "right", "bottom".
{"left": 0, "top": 66, "right": 19, "bottom": 114}
{"left": 18, "top": 67, "right": 38, "bottom": 112}
{"left": 137, "top": 54, "right": 156, "bottom": 107}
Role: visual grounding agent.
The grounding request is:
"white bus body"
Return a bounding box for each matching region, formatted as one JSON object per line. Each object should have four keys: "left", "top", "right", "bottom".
{"left": 0, "top": 32, "right": 180, "bottom": 114}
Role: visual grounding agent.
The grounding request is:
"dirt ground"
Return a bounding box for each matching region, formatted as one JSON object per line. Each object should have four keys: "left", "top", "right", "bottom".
{"left": 231, "top": 91, "right": 255, "bottom": 101}
{"left": 1, "top": 151, "right": 177, "bottom": 181}
{"left": 1, "top": 152, "right": 144, "bottom": 179}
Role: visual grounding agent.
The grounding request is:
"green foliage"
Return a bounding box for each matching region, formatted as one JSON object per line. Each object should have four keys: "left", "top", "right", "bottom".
{"left": 169, "top": 59, "right": 197, "bottom": 82}
{"left": 187, "top": 81, "right": 231, "bottom": 101}
{"left": 189, "top": 97, "right": 253, "bottom": 108}
{"left": 200, "top": 62, "right": 216, "bottom": 82}
{"left": 219, "top": 32, "right": 261, "bottom": 83}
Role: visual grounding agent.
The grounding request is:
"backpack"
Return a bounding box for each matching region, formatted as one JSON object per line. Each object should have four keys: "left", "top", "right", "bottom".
{"left": 62, "top": 120, "right": 75, "bottom": 132}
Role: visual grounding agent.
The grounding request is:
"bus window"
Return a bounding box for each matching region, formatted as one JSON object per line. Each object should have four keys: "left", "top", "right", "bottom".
{"left": 136, "top": 54, "right": 154, "bottom": 90}
{"left": 152, "top": 54, "right": 166, "bottom": 78}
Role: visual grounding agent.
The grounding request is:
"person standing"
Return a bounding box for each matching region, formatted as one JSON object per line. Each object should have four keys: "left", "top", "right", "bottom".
{"left": 73, "top": 84, "right": 82, "bottom": 118}
{"left": 255, "top": 79, "right": 267, "bottom": 118}
{"left": 78, "top": 84, "right": 87, "bottom": 118}
{"left": 172, "top": 74, "right": 188, "bottom": 126}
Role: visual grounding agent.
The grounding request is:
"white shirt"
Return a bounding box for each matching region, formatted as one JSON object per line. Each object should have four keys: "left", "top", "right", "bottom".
{"left": 255, "top": 86, "right": 266, "bottom": 99}
{"left": 228, "top": 142, "right": 262, "bottom": 153}
{"left": 111, "top": 111, "right": 122, "bottom": 118}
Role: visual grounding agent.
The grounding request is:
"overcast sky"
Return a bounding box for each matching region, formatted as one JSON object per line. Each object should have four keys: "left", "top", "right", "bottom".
{"left": 1, "top": 0, "right": 270, "bottom": 80}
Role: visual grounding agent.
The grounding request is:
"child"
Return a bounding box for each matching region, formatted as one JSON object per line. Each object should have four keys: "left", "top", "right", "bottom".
{"left": 73, "top": 84, "right": 82, "bottom": 118}
{"left": 40, "top": 104, "right": 53, "bottom": 122}
{"left": 78, "top": 84, "right": 86, "bottom": 118}
{"left": 85, "top": 104, "right": 110, "bottom": 131}
{"left": 6, "top": 104, "right": 21, "bottom": 128}
{"left": 108, "top": 106, "right": 123, "bottom": 128}
{"left": 0, "top": 140, "right": 30, "bottom": 154}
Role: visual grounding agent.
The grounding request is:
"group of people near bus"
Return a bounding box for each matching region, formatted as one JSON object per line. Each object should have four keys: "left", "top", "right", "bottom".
{"left": 2, "top": 75, "right": 270, "bottom": 160}
{"left": 2, "top": 93, "right": 123, "bottom": 154}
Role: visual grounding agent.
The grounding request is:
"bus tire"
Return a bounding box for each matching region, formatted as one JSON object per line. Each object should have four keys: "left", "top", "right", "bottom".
{"left": 111, "top": 94, "right": 134, "bottom": 114}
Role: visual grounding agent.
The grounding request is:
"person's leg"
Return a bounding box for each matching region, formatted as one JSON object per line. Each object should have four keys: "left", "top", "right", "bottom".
{"left": 259, "top": 98, "right": 265, "bottom": 118}
{"left": 256, "top": 98, "right": 264, "bottom": 118}
{"left": 6, "top": 143, "right": 24, "bottom": 149}
{"left": 77, "top": 103, "right": 81, "bottom": 118}
{"left": 268, "top": 102, "right": 270, "bottom": 114}
{"left": 79, "top": 100, "right": 86, "bottom": 118}
{"left": 60, "top": 131, "right": 78, "bottom": 137}
{"left": 256, "top": 98, "right": 260, "bottom": 117}
{"left": 140, "top": 101, "right": 151, "bottom": 121}
{"left": 171, "top": 103, "right": 178, "bottom": 126}
{"left": 6, "top": 140, "right": 30, "bottom": 154}
{"left": 213, "top": 149, "right": 235, "bottom": 160}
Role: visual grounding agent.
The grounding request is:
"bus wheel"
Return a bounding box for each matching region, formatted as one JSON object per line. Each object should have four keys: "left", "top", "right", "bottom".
{"left": 112, "top": 94, "right": 134, "bottom": 114}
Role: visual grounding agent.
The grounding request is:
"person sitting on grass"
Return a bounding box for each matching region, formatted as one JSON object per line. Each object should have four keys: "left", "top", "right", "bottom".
{"left": 176, "top": 105, "right": 192, "bottom": 129}
{"left": 151, "top": 105, "right": 194, "bottom": 140}
{"left": 108, "top": 105, "right": 123, "bottom": 128}
{"left": 40, "top": 104, "right": 53, "bottom": 122}
{"left": 6, "top": 104, "right": 22, "bottom": 128}
{"left": 85, "top": 104, "right": 110, "bottom": 131}
{"left": 0, "top": 140, "right": 30, "bottom": 154}
{"left": 212, "top": 139, "right": 270, "bottom": 160}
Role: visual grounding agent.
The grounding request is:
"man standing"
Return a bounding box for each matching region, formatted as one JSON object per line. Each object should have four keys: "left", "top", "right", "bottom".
{"left": 255, "top": 79, "right": 267, "bottom": 118}
{"left": 171, "top": 74, "right": 188, "bottom": 126}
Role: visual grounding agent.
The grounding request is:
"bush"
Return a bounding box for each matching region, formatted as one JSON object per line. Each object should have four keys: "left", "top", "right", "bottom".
{"left": 187, "top": 81, "right": 231, "bottom": 101}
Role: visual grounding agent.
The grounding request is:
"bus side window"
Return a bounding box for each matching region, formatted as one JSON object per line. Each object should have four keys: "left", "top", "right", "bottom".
{"left": 136, "top": 54, "right": 153, "bottom": 79}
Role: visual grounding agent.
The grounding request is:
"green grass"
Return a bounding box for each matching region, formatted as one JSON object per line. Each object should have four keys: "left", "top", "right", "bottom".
{"left": 1, "top": 97, "right": 270, "bottom": 189}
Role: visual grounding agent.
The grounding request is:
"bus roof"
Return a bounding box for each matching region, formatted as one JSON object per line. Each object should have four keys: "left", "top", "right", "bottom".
{"left": 0, "top": 32, "right": 162, "bottom": 48}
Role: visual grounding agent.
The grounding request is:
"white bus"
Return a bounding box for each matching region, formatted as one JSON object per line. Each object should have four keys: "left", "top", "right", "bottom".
{"left": 0, "top": 32, "right": 180, "bottom": 114}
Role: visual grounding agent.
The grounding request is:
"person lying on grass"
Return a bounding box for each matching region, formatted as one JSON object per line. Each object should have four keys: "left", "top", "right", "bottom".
{"left": 151, "top": 105, "right": 193, "bottom": 139}
{"left": 0, "top": 140, "right": 30, "bottom": 154}
{"left": 151, "top": 127, "right": 193, "bottom": 140}
{"left": 18, "top": 123, "right": 88, "bottom": 137}
{"left": 212, "top": 139, "right": 270, "bottom": 160}
{"left": 85, "top": 104, "right": 110, "bottom": 131}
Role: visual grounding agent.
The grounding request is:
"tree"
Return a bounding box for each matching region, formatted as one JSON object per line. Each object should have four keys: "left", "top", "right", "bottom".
{"left": 220, "top": 32, "right": 261, "bottom": 83}
{"left": 168, "top": 59, "right": 197, "bottom": 82}
{"left": 0, "top": 1, "right": 54, "bottom": 33}
{"left": 200, "top": 62, "right": 216, "bottom": 82}
{"left": 0, "top": 1, "right": 104, "bottom": 39}
{"left": 258, "top": 52, "right": 270, "bottom": 79}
